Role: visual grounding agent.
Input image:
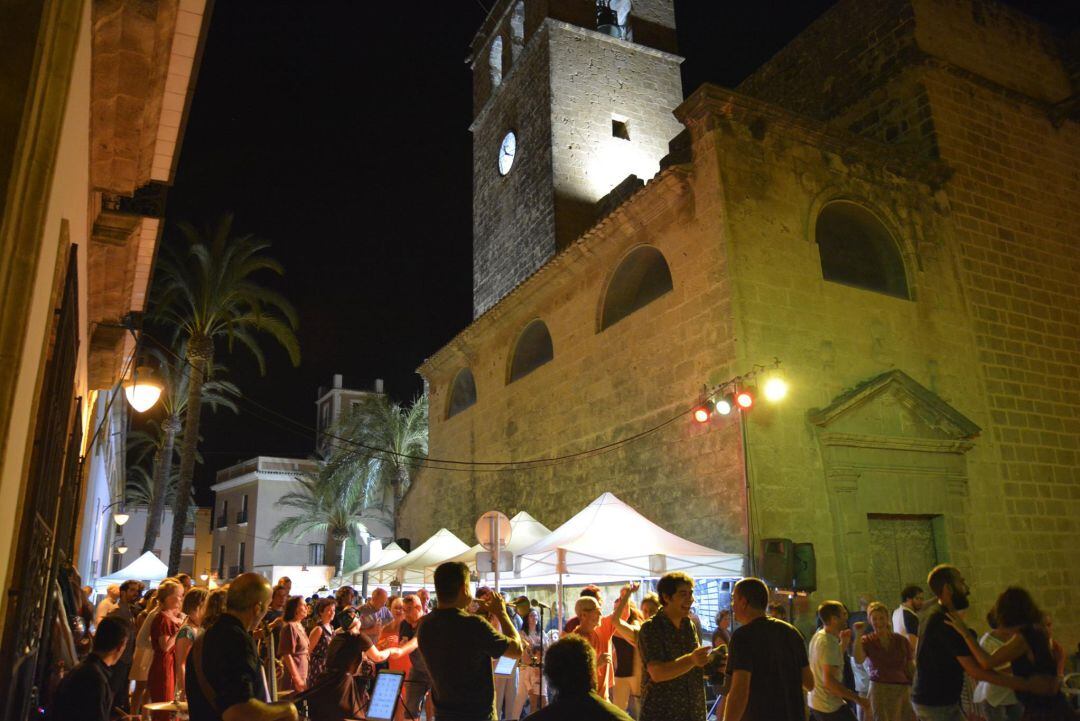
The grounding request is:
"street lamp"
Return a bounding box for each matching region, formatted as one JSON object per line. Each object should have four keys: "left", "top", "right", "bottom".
{"left": 123, "top": 365, "right": 164, "bottom": 413}
{"left": 103, "top": 499, "right": 129, "bottom": 527}
{"left": 116, "top": 538, "right": 128, "bottom": 555}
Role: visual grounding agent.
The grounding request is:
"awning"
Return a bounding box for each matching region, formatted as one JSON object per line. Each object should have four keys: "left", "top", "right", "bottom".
{"left": 94, "top": 551, "right": 169, "bottom": 591}
{"left": 367, "top": 528, "right": 470, "bottom": 586}
{"left": 515, "top": 492, "right": 744, "bottom": 580}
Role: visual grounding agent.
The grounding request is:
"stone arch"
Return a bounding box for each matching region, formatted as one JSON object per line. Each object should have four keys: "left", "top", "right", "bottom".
{"left": 598, "top": 245, "right": 674, "bottom": 331}
{"left": 446, "top": 368, "right": 477, "bottom": 419}
{"left": 489, "top": 36, "right": 504, "bottom": 88}
{"left": 510, "top": 3, "right": 525, "bottom": 61}
{"left": 813, "top": 199, "right": 910, "bottom": 299}
{"left": 508, "top": 319, "right": 553, "bottom": 383}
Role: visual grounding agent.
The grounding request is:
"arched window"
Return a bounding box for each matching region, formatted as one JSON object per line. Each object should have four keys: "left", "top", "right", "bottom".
{"left": 508, "top": 320, "right": 553, "bottom": 383}
{"left": 446, "top": 368, "right": 477, "bottom": 419}
{"left": 489, "top": 36, "right": 504, "bottom": 88}
{"left": 510, "top": 3, "right": 525, "bottom": 61}
{"left": 599, "top": 246, "right": 674, "bottom": 330}
{"left": 816, "top": 201, "right": 909, "bottom": 299}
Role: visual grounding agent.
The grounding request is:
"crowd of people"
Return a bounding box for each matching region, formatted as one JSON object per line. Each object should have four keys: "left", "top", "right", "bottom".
{"left": 46, "top": 562, "right": 1077, "bottom": 721}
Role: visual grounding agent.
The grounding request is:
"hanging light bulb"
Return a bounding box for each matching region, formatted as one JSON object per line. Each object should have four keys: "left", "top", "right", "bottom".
{"left": 113, "top": 510, "right": 130, "bottom": 526}
{"left": 116, "top": 538, "right": 128, "bottom": 555}
{"left": 736, "top": 388, "right": 755, "bottom": 409}
{"left": 124, "top": 365, "right": 164, "bottom": 413}
{"left": 715, "top": 394, "right": 734, "bottom": 415}
{"left": 763, "top": 376, "right": 788, "bottom": 402}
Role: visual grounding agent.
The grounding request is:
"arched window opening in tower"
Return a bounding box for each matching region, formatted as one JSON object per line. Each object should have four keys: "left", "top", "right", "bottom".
{"left": 446, "top": 368, "right": 478, "bottom": 419}
{"left": 490, "top": 36, "right": 504, "bottom": 88}
{"left": 816, "top": 200, "right": 909, "bottom": 299}
{"left": 510, "top": 3, "right": 525, "bottom": 61}
{"left": 508, "top": 320, "right": 554, "bottom": 383}
{"left": 600, "top": 245, "right": 674, "bottom": 330}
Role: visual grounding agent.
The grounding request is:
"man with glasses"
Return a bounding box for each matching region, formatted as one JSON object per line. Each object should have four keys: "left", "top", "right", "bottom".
{"left": 186, "top": 572, "right": 297, "bottom": 721}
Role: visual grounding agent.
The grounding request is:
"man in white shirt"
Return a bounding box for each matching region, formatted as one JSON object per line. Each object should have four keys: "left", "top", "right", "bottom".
{"left": 891, "top": 585, "right": 924, "bottom": 650}
{"left": 808, "top": 601, "right": 870, "bottom": 721}
{"left": 94, "top": 585, "right": 120, "bottom": 627}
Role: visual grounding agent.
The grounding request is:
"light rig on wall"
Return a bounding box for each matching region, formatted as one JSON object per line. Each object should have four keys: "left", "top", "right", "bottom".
{"left": 692, "top": 358, "right": 788, "bottom": 424}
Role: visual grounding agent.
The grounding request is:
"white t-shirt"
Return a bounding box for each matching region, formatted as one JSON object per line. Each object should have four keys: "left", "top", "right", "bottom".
{"left": 808, "top": 628, "right": 846, "bottom": 712}
{"left": 972, "top": 632, "right": 1019, "bottom": 707}
{"left": 94, "top": 597, "right": 118, "bottom": 626}
{"left": 892, "top": 606, "right": 918, "bottom": 637}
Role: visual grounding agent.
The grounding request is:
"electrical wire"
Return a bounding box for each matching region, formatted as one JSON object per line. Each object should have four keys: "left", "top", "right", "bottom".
{"left": 139, "top": 330, "right": 701, "bottom": 472}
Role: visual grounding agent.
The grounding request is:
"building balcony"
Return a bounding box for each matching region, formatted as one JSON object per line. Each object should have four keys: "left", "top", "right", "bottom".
{"left": 235, "top": 511, "right": 248, "bottom": 525}
{"left": 216, "top": 515, "right": 228, "bottom": 529}
{"left": 229, "top": 565, "right": 244, "bottom": 578}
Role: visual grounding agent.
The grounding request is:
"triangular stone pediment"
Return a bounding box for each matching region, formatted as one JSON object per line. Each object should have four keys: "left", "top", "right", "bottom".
{"left": 808, "top": 370, "right": 980, "bottom": 442}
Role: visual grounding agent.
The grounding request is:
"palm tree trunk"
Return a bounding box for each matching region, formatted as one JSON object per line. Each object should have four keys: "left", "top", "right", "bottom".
{"left": 168, "top": 337, "right": 211, "bottom": 575}
{"left": 337, "top": 538, "right": 347, "bottom": 581}
{"left": 390, "top": 464, "right": 409, "bottom": 534}
{"left": 142, "top": 415, "right": 180, "bottom": 554}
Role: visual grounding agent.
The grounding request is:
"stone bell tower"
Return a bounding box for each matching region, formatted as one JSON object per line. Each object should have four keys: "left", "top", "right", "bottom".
{"left": 469, "top": 0, "right": 685, "bottom": 317}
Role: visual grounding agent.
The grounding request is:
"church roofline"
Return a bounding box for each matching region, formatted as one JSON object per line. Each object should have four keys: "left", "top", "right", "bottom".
{"left": 675, "top": 83, "right": 953, "bottom": 190}
{"left": 416, "top": 163, "right": 693, "bottom": 379}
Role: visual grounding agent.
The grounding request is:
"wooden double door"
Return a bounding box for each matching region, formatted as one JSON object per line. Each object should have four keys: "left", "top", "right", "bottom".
{"left": 867, "top": 515, "right": 938, "bottom": 607}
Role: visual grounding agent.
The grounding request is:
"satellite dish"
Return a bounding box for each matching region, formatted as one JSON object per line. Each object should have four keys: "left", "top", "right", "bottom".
{"left": 475, "top": 511, "right": 512, "bottom": 551}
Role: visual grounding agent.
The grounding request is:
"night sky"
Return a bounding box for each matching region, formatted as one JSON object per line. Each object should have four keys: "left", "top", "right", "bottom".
{"left": 160, "top": 1, "right": 1079, "bottom": 502}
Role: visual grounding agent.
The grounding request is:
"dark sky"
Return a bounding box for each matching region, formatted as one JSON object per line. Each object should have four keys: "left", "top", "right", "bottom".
{"left": 160, "top": 1, "right": 1079, "bottom": 501}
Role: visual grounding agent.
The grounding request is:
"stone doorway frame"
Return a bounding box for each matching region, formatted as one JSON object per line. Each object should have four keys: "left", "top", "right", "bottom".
{"left": 808, "top": 370, "right": 980, "bottom": 605}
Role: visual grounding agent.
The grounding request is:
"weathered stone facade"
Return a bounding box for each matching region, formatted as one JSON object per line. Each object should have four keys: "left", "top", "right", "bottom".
{"left": 401, "top": 0, "right": 1079, "bottom": 647}
{"left": 471, "top": 0, "right": 683, "bottom": 317}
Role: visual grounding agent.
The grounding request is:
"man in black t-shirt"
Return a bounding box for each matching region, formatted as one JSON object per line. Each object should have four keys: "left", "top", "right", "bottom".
{"left": 418, "top": 562, "right": 525, "bottom": 721}
{"left": 48, "top": 616, "right": 129, "bottom": 721}
{"left": 722, "top": 577, "right": 813, "bottom": 721}
{"left": 911, "top": 564, "right": 1049, "bottom": 721}
{"left": 186, "top": 573, "right": 297, "bottom": 721}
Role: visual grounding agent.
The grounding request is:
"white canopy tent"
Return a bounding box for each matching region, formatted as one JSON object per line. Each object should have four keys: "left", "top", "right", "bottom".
{"left": 93, "top": 551, "right": 169, "bottom": 592}
{"left": 443, "top": 511, "right": 553, "bottom": 580}
{"left": 515, "top": 492, "right": 744, "bottom": 580}
{"left": 346, "top": 542, "right": 407, "bottom": 585}
{"left": 367, "top": 528, "right": 470, "bottom": 586}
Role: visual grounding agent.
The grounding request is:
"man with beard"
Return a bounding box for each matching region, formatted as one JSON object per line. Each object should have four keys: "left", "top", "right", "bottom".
{"left": 911, "top": 564, "right": 1054, "bottom": 721}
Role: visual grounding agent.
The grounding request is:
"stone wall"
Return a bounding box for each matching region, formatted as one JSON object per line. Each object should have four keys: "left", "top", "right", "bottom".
{"left": 471, "top": 5, "right": 684, "bottom": 318}
{"left": 923, "top": 65, "right": 1080, "bottom": 629}
{"left": 734, "top": 0, "right": 1079, "bottom": 647}
{"left": 547, "top": 22, "right": 684, "bottom": 249}
{"left": 472, "top": 24, "right": 556, "bottom": 319}
{"left": 403, "top": 166, "right": 749, "bottom": 562}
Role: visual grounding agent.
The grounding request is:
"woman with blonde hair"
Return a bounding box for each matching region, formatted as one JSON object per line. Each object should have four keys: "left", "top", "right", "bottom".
{"left": 853, "top": 601, "right": 914, "bottom": 721}
{"left": 173, "top": 587, "right": 208, "bottom": 700}
{"left": 146, "top": 580, "right": 184, "bottom": 717}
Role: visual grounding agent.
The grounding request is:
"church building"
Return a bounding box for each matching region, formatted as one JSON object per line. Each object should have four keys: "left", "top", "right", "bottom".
{"left": 397, "top": 0, "right": 1079, "bottom": 644}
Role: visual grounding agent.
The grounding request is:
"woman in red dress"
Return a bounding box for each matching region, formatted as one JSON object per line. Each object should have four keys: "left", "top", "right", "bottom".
{"left": 147, "top": 580, "right": 184, "bottom": 717}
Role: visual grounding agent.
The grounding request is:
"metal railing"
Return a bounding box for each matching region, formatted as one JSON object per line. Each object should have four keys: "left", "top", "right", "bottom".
{"left": 236, "top": 511, "right": 248, "bottom": 524}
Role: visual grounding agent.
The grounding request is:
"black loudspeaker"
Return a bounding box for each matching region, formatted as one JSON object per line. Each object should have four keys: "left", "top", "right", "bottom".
{"left": 396, "top": 537, "right": 412, "bottom": 553}
{"left": 758, "top": 538, "right": 794, "bottom": 588}
{"left": 793, "top": 542, "right": 817, "bottom": 593}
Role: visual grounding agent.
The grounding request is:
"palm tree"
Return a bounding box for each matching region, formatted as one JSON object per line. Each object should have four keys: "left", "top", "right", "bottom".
{"left": 327, "top": 393, "right": 428, "bottom": 528}
{"left": 269, "top": 463, "right": 370, "bottom": 580}
{"left": 139, "top": 347, "right": 239, "bottom": 554}
{"left": 152, "top": 214, "right": 300, "bottom": 574}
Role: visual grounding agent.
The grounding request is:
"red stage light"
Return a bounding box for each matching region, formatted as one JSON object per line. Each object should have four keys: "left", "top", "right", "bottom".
{"left": 693, "top": 400, "right": 715, "bottom": 424}
{"left": 736, "top": 390, "right": 754, "bottom": 409}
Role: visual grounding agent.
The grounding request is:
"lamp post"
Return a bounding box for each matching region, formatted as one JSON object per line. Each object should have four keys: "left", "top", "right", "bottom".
{"left": 101, "top": 499, "right": 130, "bottom": 575}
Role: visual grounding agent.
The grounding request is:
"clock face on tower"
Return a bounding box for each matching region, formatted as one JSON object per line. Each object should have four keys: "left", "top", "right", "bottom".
{"left": 498, "top": 131, "right": 517, "bottom": 175}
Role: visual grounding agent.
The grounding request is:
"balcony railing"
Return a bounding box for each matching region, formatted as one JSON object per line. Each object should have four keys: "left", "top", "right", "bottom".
{"left": 235, "top": 510, "right": 248, "bottom": 524}
{"left": 228, "top": 565, "right": 244, "bottom": 578}
{"left": 216, "top": 515, "right": 228, "bottom": 529}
